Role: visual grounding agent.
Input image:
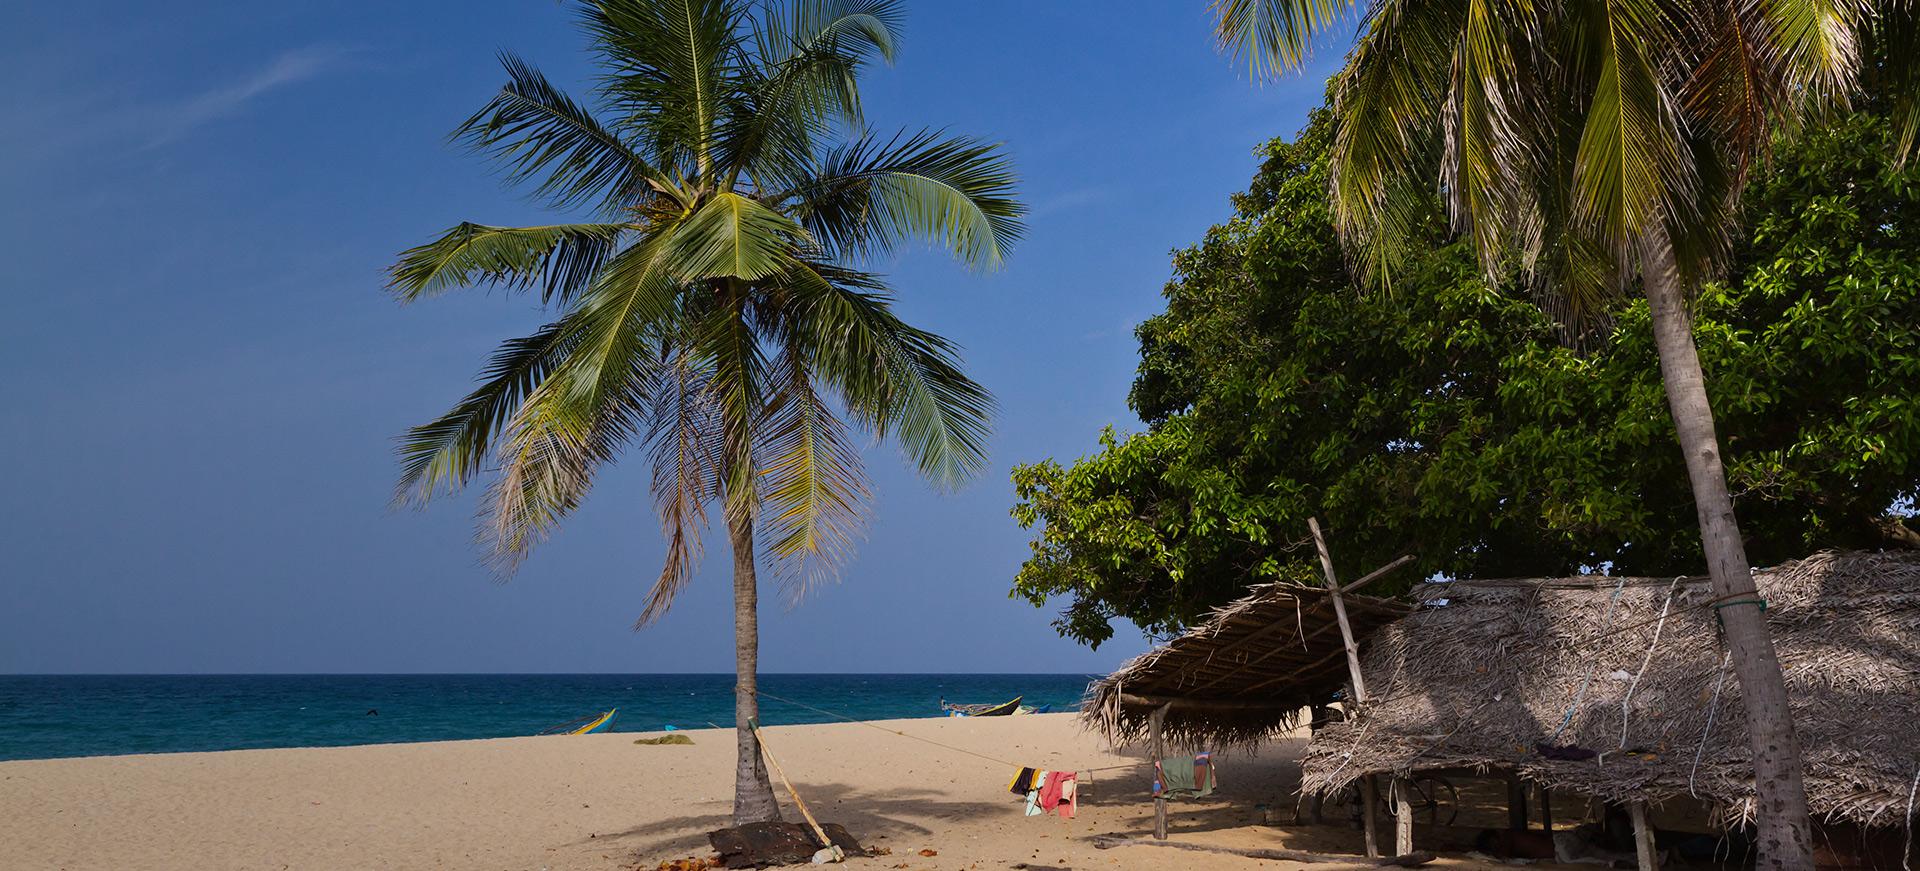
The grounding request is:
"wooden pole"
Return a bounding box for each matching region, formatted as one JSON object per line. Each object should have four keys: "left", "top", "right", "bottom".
{"left": 748, "top": 719, "right": 840, "bottom": 862}
{"left": 1506, "top": 775, "right": 1529, "bottom": 832}
{"left": 1392, "top": 778, "right": 1414, "bottom": 856}
{"left": 1150, "top": 702, "right": 1171, "bottom": 840}
{"left": 1361, "top": 777, "right": 1382, "bottom": 858}
{"left": 1309, "top": 518, "right": 1370, "bottom": 704}
{"left": 1628, "top": 801, "right": 1657, "bottom": 871}
{"left": 1537, "top": 784, "right": 1553, "bottom": 832}
{"left": 1309, "top": 518, "right": 1385, "bottom": 859}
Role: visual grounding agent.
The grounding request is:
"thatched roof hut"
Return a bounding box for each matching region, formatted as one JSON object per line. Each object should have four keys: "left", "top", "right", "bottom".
{"left": 1301, "top": 550, "right": 1920, "bottom": 829}
{"left": 1083, "top": 581, "right": 1411, "bottom": 747}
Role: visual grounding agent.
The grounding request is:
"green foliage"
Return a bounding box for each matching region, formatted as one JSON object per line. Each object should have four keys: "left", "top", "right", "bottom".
{"left": 1010, "top": 108, "right": 1920, "bottom": 648}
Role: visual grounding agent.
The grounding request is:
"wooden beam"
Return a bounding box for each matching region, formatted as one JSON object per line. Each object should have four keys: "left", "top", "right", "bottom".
{"left": 1309, "top": 517, "right": 1370, "bottom": 703}
{"left": 1117, "top": 693, "right": 1302, "bottom": 712}
{"left": 1537, "top": 785, "right": 1553, "bottom": 832}
{"left": 1150, "top": 703, "right": 1171, "bottom": 841}
{"left": 1628, "top": 801, "right": 1657, "bottom": 871}
{"left": 1341, "top": 554, "right": 1415, "bottom": 595}
{"left": 1392, "top": 778, "right": 1414, "bottom": 856}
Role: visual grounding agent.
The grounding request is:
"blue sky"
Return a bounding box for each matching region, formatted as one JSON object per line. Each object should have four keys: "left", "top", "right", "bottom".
{"left": 0, "top": 2, "right": 1345, "bottom": 674}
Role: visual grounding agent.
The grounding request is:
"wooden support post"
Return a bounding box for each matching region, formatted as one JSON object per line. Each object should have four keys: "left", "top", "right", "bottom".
{"left": 1628, "top": 801, "right": 1657, "bottom": 871}
{"left": 1537, "top": 784, "right": 1553, "bottom": 832}
{"left": 1309, "top": 518, "right": 1369, "bottom": 703}
{"left": 1360, "top": 776, "right": 1381, "bottom": 858}
{"left": 1392, "top": 778, "right": 1414, "bottom": 856}
{"left": 1150, "top": 703, "right": 1170, "bottom": 841}
{"left": 1506, "top": 775, "right": 1529, "bottom": 832}
{"left": 749, "top": 719, "right": 841, "bottom": 861}
{"left": 1309, "top": 517, "right": 1381, "bottom": 859}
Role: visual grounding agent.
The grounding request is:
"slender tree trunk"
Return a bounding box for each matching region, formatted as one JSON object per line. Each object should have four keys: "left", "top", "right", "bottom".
{"left": 1641, "top": 229, "right": 1813, "bottom": 869}
{"left": 728, "top": 510, "right": 782, "bottom": 825}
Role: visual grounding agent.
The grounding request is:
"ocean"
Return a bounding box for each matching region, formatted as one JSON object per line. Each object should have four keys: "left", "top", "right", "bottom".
{"left": 0, "top": 674, "right": 1096, "bottom": 762}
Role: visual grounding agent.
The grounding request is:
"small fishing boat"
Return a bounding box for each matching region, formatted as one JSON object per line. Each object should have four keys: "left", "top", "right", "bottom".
{"left": 539, "top": 708, "right": 618, "bottom": 735}
{"left": 940, "top": 696, "right": 1021, "bottom": 717}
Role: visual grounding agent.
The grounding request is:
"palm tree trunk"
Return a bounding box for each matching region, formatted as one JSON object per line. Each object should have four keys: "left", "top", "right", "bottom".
{"left": 728, "top": 509, "right": 782, "bottom": 825}
{"left": 1641, "top": 228, "right": 1813, "bottom": 869}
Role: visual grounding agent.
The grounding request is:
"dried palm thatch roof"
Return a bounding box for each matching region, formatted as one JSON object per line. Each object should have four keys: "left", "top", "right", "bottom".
{"left": 1301, "top": 550, "right": 1920, "bottom": 828}
{"left": 1083, "top": 582, "right": 1411, "bottom": 748}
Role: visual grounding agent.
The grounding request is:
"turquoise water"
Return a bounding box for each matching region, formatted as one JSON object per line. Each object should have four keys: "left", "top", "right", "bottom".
{"left": 0, "top": 674, "right": 1094, "bottom": 762}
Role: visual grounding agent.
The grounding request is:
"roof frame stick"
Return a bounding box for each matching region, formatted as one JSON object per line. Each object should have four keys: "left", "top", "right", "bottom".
{"left": 1341, "top": 554, "right": 1415, "bottom": 595}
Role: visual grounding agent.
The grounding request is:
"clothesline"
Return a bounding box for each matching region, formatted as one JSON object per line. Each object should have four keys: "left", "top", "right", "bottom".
{"left": 745, "top": 687, "right": 1138, "bottom": 778}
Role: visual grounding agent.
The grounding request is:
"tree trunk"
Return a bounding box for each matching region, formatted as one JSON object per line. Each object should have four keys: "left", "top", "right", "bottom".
{"left": 1640, "top": 229, "right": 1813, "bottom": 869}
{"left": 728, "top": 510, "right": 782, "bottom": 825}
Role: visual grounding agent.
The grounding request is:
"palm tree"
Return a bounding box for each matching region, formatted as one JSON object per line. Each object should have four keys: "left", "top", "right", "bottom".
{"left": 387, "top": 0, "right": 1022, "bottom": 824}
{"left": 1212, "top": 1, "right": 1916, "bottom": 867}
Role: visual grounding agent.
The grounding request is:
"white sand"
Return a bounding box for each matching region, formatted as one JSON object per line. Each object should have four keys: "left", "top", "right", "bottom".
{"left": 0, "top": 713, "right": 1520, "bottom": 870}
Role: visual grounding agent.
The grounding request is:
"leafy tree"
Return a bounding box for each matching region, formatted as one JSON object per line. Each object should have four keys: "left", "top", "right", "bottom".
{"left": 389, "top": 0, "right": 1021, "bottom": 824}
{"left": 1208, "top": 3, "right": 1917, "bottom": 862}
{"left": 1013, "top": 106, "right": 1920, "bottom": 648}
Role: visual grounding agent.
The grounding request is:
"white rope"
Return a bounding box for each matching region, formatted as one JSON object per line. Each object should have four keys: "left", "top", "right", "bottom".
{"left": 1689, "top": 650, "right": 1733, "bottom": 798}
{"left": 1549, "top": 575, "right": 1629, "bottom": 743}
{"left": 1620, "top": 577, "right": 1682, "bottom": 749}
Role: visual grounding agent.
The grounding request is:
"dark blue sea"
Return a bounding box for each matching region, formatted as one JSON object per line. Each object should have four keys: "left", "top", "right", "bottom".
{"left": 0, "top": 674, "right": 1094, "bottom": 762}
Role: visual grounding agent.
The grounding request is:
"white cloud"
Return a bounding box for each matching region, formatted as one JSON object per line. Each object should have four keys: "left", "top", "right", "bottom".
{"left": 146, "top": 46, "right": 347, "bottom": 147}
{"left": 1029, "top": 185, "right": 1116, "bottom": 220}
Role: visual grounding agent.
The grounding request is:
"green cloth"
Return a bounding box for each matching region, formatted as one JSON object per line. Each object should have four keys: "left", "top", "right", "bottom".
{"left": 1156, "top": 756, "right": 1214, "bottom": 799}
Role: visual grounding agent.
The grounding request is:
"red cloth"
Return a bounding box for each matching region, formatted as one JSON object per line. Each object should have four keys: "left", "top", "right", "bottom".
{"left": 1037, "top": 770, "right": 1077, "bottom": 818}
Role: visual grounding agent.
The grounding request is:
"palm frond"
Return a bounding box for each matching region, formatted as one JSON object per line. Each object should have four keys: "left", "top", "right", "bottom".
{"left": 757, "top": 345, "right": 871, "bottom": 601}
{"left": 785, "top": 129, "right": 1024, "bottom": 269}
{"left": 456, "top": 53, "right": 667, "bottom": 214}
{"left": 394, "top": 321, "right": 580, "bottom": 505}
{"left": 388, "top": 222, "right": 628, "bottom": 303}
{"left": 637, "top": 344, "right": 723, "bottom": 625}
{"left": 662, "top": 190, "right": 810, "bottom": 280}
{"left": 722, "top": 2, "right": 906, "bottom": 190}
{"left": 1568, "top": 1, "right": 1696, "bottom": 257}
{"left": 1440, "top": 1, "right": 1551, "bottom": 268}
{"left": 1214, "top": 0, "right": 1361, "bottom": 77}
{"left": 477, "top": 247, "right": 685, "bottom": 573}
{"left": 1754, "top": 0, "right": 1867, "bottom": 101}
{"left": 694, "top": 285, "right": 772, "bottom": 514}
{"left": 585, "top": 0, "right": 748, "bottom": 178}
{"left": 780, "top": 264, "right": 993, "bottom": 487}
{"left": 479, "top": 384, "right": 605, "bottom": 575}
{"left": 1867, "top": 0, "right": 1920, "bottom": 162}
{"left": 1325, "top": 0, "right": 1461, "bottom": 282}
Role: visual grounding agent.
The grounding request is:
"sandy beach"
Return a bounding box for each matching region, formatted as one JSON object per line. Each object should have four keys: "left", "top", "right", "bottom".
{"left": 0, "top": 712, "right": 1530, "bottom": 871}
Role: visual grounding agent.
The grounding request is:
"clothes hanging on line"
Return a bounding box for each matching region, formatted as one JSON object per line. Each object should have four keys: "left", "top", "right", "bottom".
{"left": 1024, "top": 770, "right": 1048, "bottom": 816}
{"left": 1038, "top": 771, "right": 1077, "bottom": 818}
{"left": 1008, "top": 767, "right": 1039, "bottom": 795}
{"left": 1153, "top": 752, "right": 1216, "bottom": 799}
